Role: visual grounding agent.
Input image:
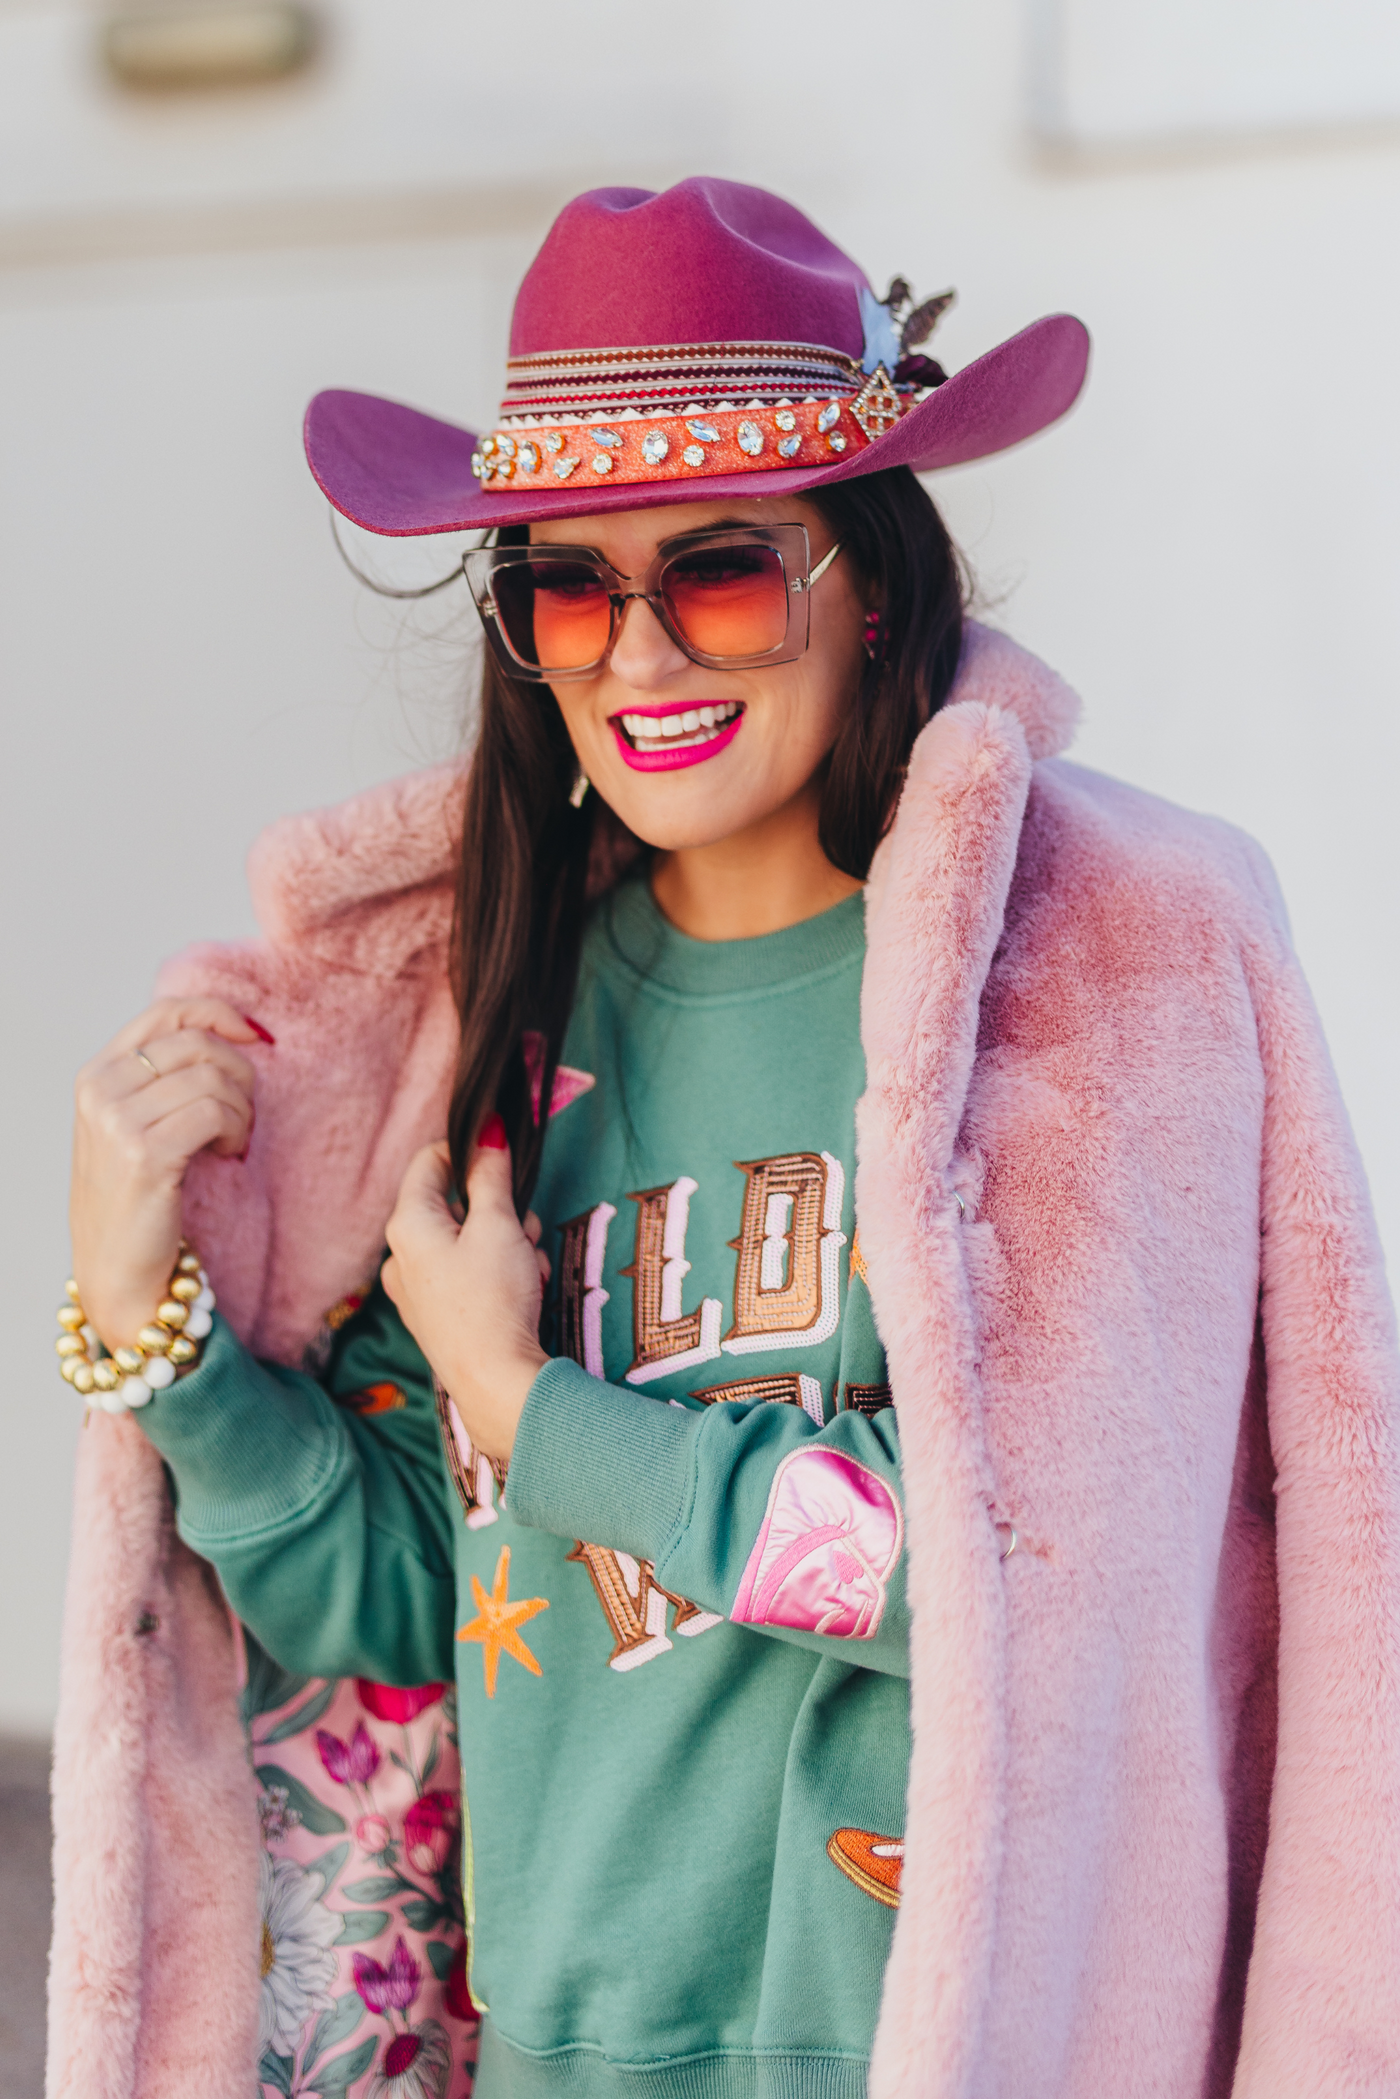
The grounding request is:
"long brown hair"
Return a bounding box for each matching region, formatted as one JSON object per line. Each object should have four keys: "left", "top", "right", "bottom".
{"left": 446, "top": 465, "right": 966, "bottom": 1210}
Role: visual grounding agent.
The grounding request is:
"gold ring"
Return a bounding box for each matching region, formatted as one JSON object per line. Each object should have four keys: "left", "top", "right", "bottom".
{"left": 133, "top": 1049, "right": 159, "bottom": 1079}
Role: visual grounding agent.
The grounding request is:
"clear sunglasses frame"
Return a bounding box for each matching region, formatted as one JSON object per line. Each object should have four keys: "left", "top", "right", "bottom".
{"left": 461, "top": 523, "right": 843, "bottom": 682}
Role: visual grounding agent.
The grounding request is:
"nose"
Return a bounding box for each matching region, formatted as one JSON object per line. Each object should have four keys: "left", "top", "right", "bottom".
{"left": 607, "top": 592, "right": 691, "bottom": 688}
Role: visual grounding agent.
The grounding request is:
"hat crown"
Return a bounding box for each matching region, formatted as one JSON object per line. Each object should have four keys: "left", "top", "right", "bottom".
{"left": 508, "top": 177, "right": 869, "bottom": 360}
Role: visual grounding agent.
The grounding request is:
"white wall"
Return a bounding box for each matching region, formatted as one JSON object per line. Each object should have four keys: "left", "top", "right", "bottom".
{"left": 3, "top": 0, "right": 1398, "bottom": 1731}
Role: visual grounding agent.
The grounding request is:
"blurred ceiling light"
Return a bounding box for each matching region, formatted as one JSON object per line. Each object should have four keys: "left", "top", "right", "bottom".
{"left": 101, "top": 3, "right": 317, "bottom": 92}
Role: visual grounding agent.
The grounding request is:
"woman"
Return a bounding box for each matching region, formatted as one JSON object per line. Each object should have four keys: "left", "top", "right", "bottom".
{"left": 51, "top": 179, "right": 1400, "bottom": 2099}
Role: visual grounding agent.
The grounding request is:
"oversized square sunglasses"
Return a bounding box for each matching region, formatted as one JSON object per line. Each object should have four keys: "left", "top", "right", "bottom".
{"left": 462, "top": 524, "right": 843, "bottom": 681}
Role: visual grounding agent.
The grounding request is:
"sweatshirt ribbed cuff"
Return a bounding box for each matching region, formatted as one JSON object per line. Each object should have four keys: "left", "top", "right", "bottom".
{"left": 134, "top": 1314, "right": 351, "bottom": 1545}
{"left": 506, "top": 1356, "right": 699, "bottom": 1560}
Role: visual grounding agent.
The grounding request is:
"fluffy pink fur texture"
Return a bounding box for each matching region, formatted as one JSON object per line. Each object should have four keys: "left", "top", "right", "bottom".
{"left": 48, "top": 625, "right": 1400, "bottom": 2096}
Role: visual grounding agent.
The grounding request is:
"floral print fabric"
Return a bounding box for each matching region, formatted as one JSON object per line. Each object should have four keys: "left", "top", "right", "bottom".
{"left": 249, "top": 1655, "right": 477, "bottom": 2098}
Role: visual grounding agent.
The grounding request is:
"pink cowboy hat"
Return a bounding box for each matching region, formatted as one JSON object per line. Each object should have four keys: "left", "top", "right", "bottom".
{"left": 304, "top": 177, "right": 1090, "bottom": 536}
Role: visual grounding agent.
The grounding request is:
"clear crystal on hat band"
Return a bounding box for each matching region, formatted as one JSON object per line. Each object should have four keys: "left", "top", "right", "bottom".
{"left": 553, "top": 456, "right": 579, "bottom": 480}
{"left": 641, "top": 432, "right": 669, "bottom": 465}
{"left": 777, "top": 435, "right": 801, "bottom": 459}
{"left": 544, "top": 432, "right": 565, "bottom": 453}
{"left": 470, "top": 452, "right": 485, "bottom": 479}
{"left": 827, "top": 433, "right": 847, "bottom": 453}
{"left": 737, "top": 421, "right": 763, "bottom": 456}
{"left": 517, "top": 443, "right": 539, "bottom": 474}
{"left": 591, "top": 453, "right": 613, "bottom": 474}
{"left": 592, "top": 429, "right": 622, "bottom": 448}
{"left": 685, "top": 420, "right": 720, "bottom": 442}
{"left": 481, "top": 436, "right": 498, "bottom": 457}
{"left": 775, "top": 410, "right": 797, "bottom": 432}
{"left": 682, "top": 444, "right": 705, "bottom": 467}
{"left": 817, "top": 402, "right": 842, "bottom": 433}
{"left": 497, "top": 435, "right": 517, "bottom": 459}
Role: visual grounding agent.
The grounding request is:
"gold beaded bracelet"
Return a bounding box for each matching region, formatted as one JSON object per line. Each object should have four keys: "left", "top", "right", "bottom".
{"left": 56, "top": 1243, "right": 215, "bottom": 1415}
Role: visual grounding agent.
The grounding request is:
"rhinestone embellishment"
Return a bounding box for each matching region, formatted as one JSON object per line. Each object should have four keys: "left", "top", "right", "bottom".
{"left": 552, "top": 455, "right": 579, "bottom": 479}
{"left": 641, "top": 432, "right": 669, "bottom": 465}
{"left": 517, "top": 442, "right": 539, "bottom": 474}
{"left": 817, "top": 402, "right": 842, "bottom": 433}
{"left": 850, "top": 365, "right": 902, "bottom": 440}
{"left": 736, "top": 420, "right": 763, "bottom": 456}
{"left": 496, "top": 435, "right": 516, "bottom": 459}
{"left": 827, "top": 433, "right": 847, "bottom": 453}
{"left": 591, "top": 453, "right": 614, "bottom": 474}
{"left": 686, "top": 420, "right": 720, "bottom": 442}
{"left": 470, "top": 450, "right": 485, "bottom": 479}
{"left": 682, "top": 444, "right": 705, "bottom": 467}
{"left": 544, "top": 432, "right": 565, "bottom": 453}
{"left": 592, "top": 429, "right": 623, "bottom": 448}
{"left": 777, "top": 435, "right": 801, "bottom": 459}
{"left": 775, "top": 409, "right": 797, "bottom": 432}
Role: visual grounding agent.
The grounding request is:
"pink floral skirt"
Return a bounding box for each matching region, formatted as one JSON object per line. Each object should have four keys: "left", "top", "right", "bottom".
{"left": 251, "top": 1669, "right": 478, "bottom": 2099}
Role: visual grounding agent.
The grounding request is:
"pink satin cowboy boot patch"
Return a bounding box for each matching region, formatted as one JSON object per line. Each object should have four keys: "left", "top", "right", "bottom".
{"left": 730, "top": 1447, "right": 904, "bottom": 1640}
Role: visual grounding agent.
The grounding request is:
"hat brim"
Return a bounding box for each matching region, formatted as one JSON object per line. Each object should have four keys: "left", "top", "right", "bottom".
{"left": 304, "top": 313, "right": 1090, "bottom": 537}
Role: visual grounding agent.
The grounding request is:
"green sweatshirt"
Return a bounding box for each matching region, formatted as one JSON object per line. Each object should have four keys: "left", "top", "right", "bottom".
{"left": 139, "top": 879, "right": 910, "bottom": 2099}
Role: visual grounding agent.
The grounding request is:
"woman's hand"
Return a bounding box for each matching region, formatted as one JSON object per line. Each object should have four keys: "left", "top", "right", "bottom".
{"left": 71, "top": 998, "right": 261, "bottom": 1351}
{"left": 382, "top": 1120, "right": 549, "bottom": 1463}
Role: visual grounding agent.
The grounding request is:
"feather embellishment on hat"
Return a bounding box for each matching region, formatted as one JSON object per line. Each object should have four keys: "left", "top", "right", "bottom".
{"left": 859, "top": 285, "right": 904, "bottom": 375}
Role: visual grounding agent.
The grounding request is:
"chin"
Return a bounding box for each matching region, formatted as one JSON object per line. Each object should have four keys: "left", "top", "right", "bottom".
{"left": 598, "top": 774, "right": 772, "bottom": 855}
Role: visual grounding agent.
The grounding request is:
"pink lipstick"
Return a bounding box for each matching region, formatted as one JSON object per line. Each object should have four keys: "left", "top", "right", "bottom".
{"left": 609, "top": 699, "right": 744, "bottom": 772}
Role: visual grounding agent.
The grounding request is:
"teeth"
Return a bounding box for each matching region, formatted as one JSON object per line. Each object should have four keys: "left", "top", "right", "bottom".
{"left": 617, "top": 701, "right": 741, "bottom": 745}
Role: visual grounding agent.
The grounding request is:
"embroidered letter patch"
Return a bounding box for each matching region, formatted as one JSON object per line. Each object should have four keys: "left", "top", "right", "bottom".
{"left": 557, "top": 1201, "right": 617, "bottom": 1378}
{"left": 567, "top": 1542, "right": 721, "bottom": 1670}
{"left": 621, "top": 1177, "right": 722, "bottom": 1384}
{"left": 730, "top": 1448, "right": 903, "bottom": 1639}
{"left": 692, "top": 1373, "right": 826, "bottom": 1423}
{"left": 435, "top": 1378, "right": 507, "bottom": 1529}
{"left": 722, "top": 1152, "right": 846, "bottom": 1357}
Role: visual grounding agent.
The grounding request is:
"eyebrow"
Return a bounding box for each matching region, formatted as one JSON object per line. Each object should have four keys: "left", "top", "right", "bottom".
{"left": 531, "top": 515, "right": 790, "bottom": 556}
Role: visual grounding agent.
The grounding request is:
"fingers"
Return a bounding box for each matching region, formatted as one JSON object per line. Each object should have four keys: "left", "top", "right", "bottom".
{"left": 109, "top": 998, "right": 265, "bottom": 1059}
{"left": 104, "top": 1028, "right": 257, "bottom": 1106}
{"left": 386, "top": 1142, "right": 460, "bottom": 1261}
{"left": 463, "top": 1119, "right": 516, "bottom": 1222}
{"left": 75, "top": 1058, "right": 253, "bottom": 1181}
{"left": 393, "top": 1141, "right": 454, "bottom": 1216}
{"left": 523, "top": 1210, "right": 542, "bottom": 1248}
{"left": 144, "top": 1093, "right": 252, "bottom": 1164}
{"left": 140, "top": 1063, "right": 254, "bottom": 1154}
{"left": 536, "top": 1248, "right": 552, "bottom": 1284}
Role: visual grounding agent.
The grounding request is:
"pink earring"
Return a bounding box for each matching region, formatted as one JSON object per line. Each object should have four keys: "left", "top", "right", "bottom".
{"left": 862, "top": 611, "right": 883, "bottom": 661}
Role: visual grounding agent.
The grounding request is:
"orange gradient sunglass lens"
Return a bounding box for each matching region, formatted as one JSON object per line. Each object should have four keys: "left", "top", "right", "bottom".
{"left": 659, "top": 544, "right": 788, "bottom": 660}
{"left": 491, "top": 541, "right": 791, "bottom": 671}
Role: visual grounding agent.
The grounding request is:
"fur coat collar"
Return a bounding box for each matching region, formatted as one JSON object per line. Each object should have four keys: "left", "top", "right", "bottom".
{"left": 47, "top": 626, "right": 1400, "bottom": 2097}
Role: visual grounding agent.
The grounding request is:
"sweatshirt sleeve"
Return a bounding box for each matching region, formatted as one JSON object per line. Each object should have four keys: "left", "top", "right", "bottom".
{"left": 506, "top": 1355, "right": 909, "bottom": 1677}
{"left": 134, "top": 1287, "right": 457, "bottom": 1685}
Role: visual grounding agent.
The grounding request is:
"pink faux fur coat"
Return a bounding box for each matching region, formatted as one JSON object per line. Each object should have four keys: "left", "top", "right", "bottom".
{"left": 48, "top": 626, "right": 1400, "bottom": 2097}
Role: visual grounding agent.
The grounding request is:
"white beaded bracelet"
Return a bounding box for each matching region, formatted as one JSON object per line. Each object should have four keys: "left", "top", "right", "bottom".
{"left": 56, "top": 1243, "right": 215, "bottom": 1415}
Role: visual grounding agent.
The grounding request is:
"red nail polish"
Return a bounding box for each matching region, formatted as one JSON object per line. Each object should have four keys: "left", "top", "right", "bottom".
{"left": 243, "top": 1015, "right": 276, "bottom": 1045}
{"left": 478, "top": 1111, "right": 508, "bottom": 1151}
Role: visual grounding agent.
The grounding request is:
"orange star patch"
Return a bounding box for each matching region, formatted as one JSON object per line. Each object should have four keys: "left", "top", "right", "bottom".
{"left": 456, "top": 1545, "right": 549, "bottom": 1698}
